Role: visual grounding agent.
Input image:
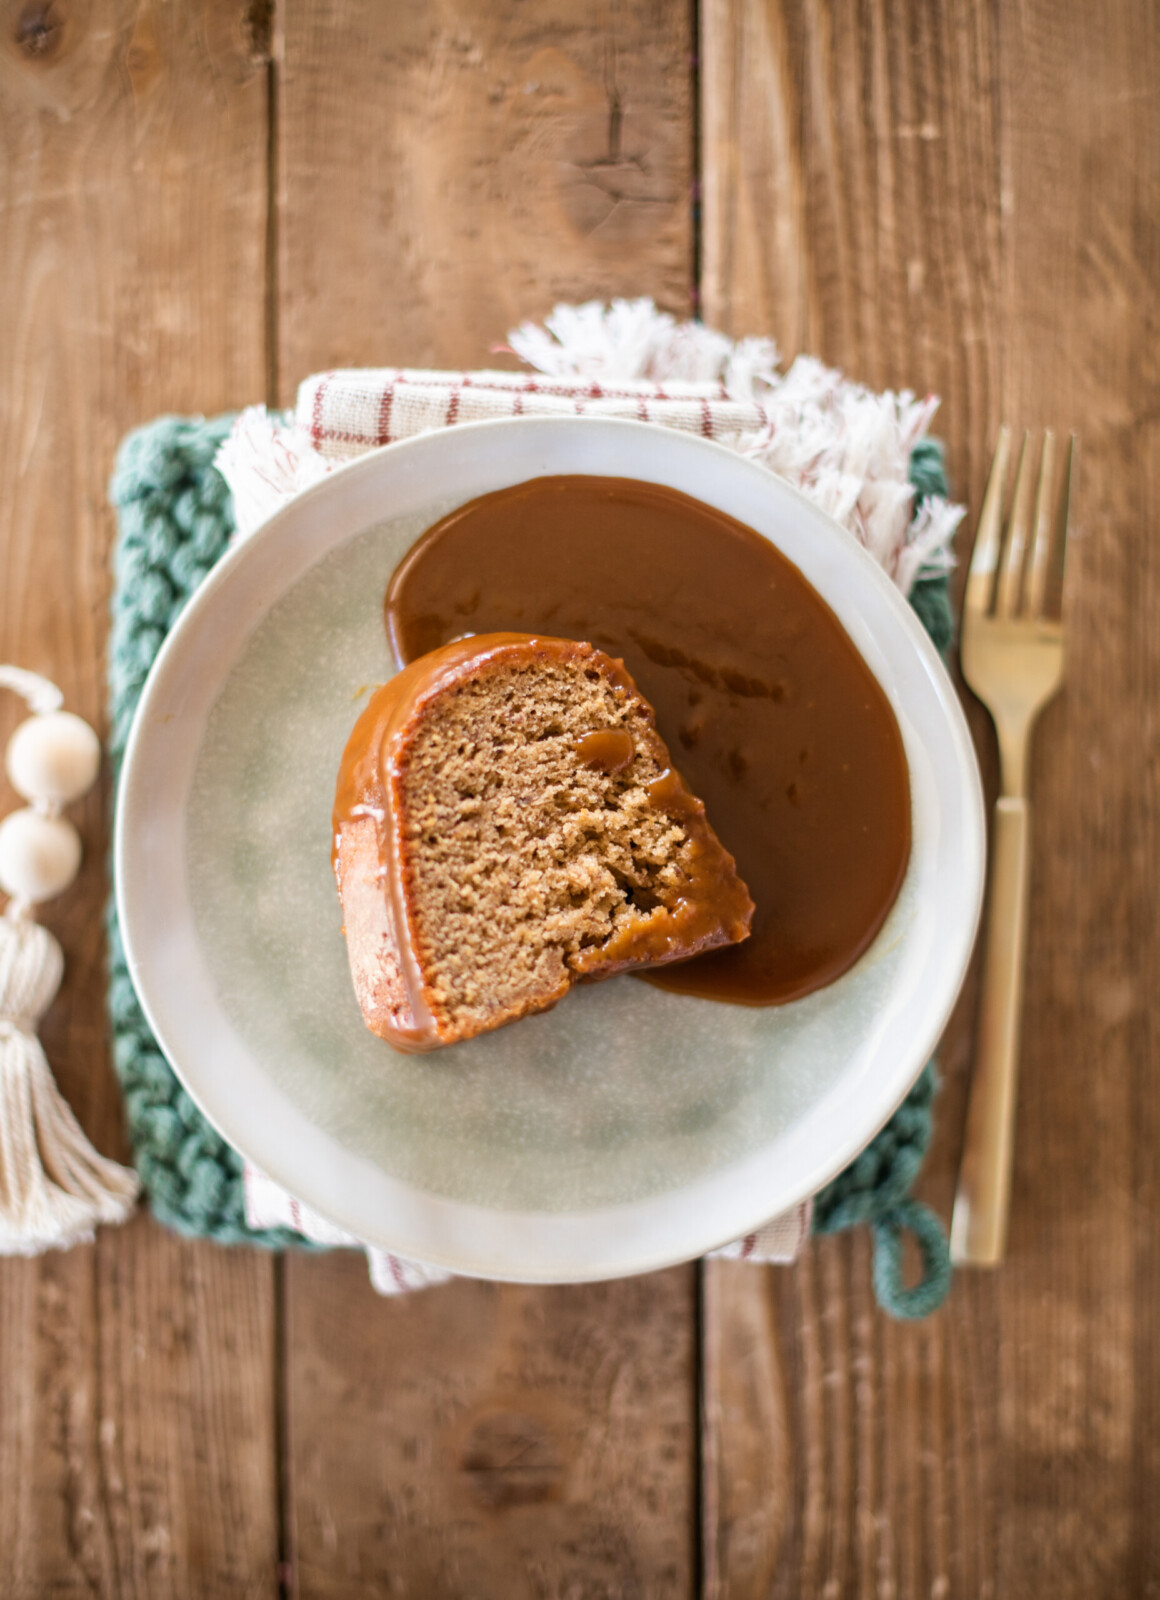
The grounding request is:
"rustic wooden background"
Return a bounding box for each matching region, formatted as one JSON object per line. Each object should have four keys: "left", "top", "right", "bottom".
{"left": 1, "top": 1, "right": 1157, "bottom": 1595}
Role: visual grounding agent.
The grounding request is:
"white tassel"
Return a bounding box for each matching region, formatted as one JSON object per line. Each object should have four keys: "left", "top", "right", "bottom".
{"left": 509, "top": 302, "right": 960, "bottom": 593}
{"left": 0, "top": 908, "right": 139, "bottom": 1254}
{"left": 0, "top": 668, "right": 140, "bottom": 1254}
{"left": 507, "top": 296, "right": 771, "bottom": 386}
{"left": 214, "top": 405, "right": 337, "bottom": 543}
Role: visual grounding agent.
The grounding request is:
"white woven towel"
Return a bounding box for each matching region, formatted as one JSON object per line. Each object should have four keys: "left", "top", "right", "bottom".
{"left": 244, "top": 1162, "right": 812, "bottom": 1290}
{"left": 218, "top": 298, "right": 964, "bottom": 1297}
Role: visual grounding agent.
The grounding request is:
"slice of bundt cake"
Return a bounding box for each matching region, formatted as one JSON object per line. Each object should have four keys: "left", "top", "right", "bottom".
{"left": 332, "top": 633, "right": 754, "bottom": 1052}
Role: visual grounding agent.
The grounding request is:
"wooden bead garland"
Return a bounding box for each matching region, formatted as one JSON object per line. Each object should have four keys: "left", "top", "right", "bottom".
{"left": 0, "top": 665, "right": 139, "bottom": 1254}
{"left": 7, "top": 708, "right": 101, "bottom": 807}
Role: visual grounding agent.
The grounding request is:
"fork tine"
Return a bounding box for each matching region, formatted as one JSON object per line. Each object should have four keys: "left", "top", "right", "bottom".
{"left": 995, "top": 432, "right": 1034, "bottom": 619}
{"left": 1049, "top": 433, "right": 1077, "bottom": 619}
{"left": 1025, "top": 430, "right": 1057, "bottom": 617}
{"left": 966, "top": 426, "right": 1011, "bottom": 618}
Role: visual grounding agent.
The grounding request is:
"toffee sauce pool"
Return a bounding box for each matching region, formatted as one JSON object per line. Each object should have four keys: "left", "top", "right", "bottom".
{"left": 385, "top": 475, "right": 911, "bottom": 1005}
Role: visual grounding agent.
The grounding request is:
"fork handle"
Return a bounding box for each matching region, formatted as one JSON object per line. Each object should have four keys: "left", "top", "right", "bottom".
{"left": 951, "top": 796, "right": 1031, "bottom": 1266}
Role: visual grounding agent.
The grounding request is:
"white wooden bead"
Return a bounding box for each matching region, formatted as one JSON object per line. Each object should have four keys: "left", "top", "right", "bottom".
{"left": 5, "top": 711, "right": 100, "bottom": 806}
{"left": 0, "top": 808, "right": 82, "bottom": 903}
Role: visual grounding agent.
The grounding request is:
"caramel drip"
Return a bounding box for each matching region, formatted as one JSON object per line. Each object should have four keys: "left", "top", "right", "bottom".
{"left": 575, "top": 727, "right": 635, "bottom": 774}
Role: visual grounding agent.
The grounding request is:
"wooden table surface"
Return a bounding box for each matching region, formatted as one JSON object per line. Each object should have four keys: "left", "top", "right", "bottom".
{"left": 2, "top": 2, "right": 1157, "bottom": 1595}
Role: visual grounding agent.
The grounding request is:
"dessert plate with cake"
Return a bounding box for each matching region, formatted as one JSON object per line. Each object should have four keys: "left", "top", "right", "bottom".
{"left": 115, "top": 418, "right": 985, "bottom": 1281}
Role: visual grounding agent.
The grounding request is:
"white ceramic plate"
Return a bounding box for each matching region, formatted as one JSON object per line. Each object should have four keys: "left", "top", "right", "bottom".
{"left": 115, "top": 417, "right": 984, "bottom": 1281}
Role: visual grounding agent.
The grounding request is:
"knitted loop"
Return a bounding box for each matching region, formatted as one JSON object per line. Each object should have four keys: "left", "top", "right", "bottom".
{"left": 871, "top": 1199, "right": 954, "bottom": 1319}
{"left": 812, "top": 1062, "right": 950, "bottom": 1315}
{"left": 106, "top": 415, "right": 957, "bottom": 1299}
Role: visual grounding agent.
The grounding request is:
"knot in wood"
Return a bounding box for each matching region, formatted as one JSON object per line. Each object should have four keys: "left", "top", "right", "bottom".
{"left": 15, "top": 1, "right": 63, "bottom": 60}
{"left": 459, "top": 1411, "right": 564, "bottom": 1509}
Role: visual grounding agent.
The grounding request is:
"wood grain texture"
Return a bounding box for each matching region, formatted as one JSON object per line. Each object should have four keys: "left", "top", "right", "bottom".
{"left": 0, "top": 3, "right": 279, "bottom": 1594}
{"left": 704, "top": 1238, "right": 994, "bottom": 1600}
{"left": 276, "top": 5, "right": 698, "bottom": 1594}
{"left": 286, "top": 1258, "right": 694, "bottom": 1599}
{"left": 5, "top": 1, "right": 1158, "bottom": 1593}
{"left": 276, "top": 0, "right": 694, "bottom": 386}
{"left": 701, "top": 2, "right": 1160, "bottom": 1595}
{"left": 989, "top": 3, "right": 1160, "bottom": 1591}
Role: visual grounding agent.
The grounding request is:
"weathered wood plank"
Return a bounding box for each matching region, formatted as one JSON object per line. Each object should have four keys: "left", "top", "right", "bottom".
{"left": 287, "top": 1259, "right": 694, "bottom": 1599}
{"left": 276, "top": 4, "right": 698, "bottom": 1595}
{"left": 702, "top": 0, "right": 1003, "bottom": 475}
{"left": 276, "top": 0, "right": 695, "bottom": 385}
{"left": 701, "top": 1, "right": 1160, "bottom": 1595}
{"left": 701, "top": 2, "right": 1005, "bottom": 1583}
{"left": 0, "top": 4, "right": 279, "bottom": 1594}
{"left": 989, "top": 2, "right": 1160, "bottom": 1592}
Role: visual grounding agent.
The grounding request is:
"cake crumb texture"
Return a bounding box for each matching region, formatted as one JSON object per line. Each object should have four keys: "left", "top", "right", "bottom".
{"left": 395, "top": 651, "right": 741, "bottom": 1041}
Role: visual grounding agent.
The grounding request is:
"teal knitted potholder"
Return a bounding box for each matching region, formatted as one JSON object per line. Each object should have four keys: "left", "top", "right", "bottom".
{"left": 107, "top": 420, "right": 955, "bottom": 1315}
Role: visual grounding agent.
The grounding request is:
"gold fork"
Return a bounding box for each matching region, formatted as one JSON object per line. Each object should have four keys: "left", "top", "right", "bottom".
{"left": 950, "top": 428, "right": 1075, "bottom": 1266}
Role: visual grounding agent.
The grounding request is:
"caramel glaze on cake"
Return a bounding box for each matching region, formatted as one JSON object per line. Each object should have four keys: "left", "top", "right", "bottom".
{"left": 332, "top": 633, "right": 755, "bottom": 1053}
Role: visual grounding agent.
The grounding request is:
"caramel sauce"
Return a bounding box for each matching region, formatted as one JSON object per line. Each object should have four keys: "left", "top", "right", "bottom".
{"left": 575, "top": 727, "right": 636, "bottom": 774}
{"left": 386, "top": 475, "right": 911, "bottom": 1005}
